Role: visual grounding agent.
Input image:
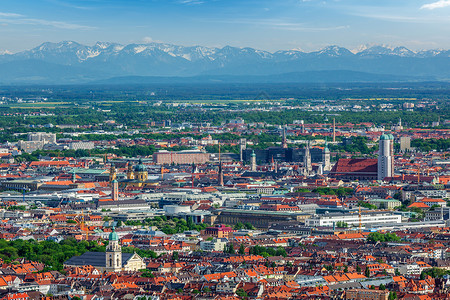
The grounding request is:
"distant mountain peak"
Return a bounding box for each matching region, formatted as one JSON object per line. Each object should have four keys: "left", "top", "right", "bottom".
{"left": 0, "top": 41, "right": 448, "bottom": 84}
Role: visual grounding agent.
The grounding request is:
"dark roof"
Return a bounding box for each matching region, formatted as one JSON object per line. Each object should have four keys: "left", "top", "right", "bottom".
{"left": 64, "top": 252, "right": 134, "bottom": 268}
{"left": 330, "top": 158, "right": 377, "bottom": 175}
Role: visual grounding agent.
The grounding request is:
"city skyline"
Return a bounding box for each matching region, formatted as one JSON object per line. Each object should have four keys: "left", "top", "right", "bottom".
{"left": 1, "top": 0, "right": 450, "bottom": 53}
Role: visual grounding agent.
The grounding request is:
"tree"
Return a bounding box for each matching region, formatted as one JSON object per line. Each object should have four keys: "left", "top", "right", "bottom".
{"left": 365, "top": 267, "right": 370, "bottom": 278}
{"left": 421, "top": 267, "right": 450, "bottom": 279}
{"left": 236, "top": 288, "right": 248, "bottom": 299}
{"left": 336, "top": 221, "right": 348, "bottom": 228}
{"left": 234, "top": 222, "right": 245, "bottom": 230}
{"left": 356, "top": 265, "right": 362, "bottom": 273}
{"left": 367, "top": 232, "right": 401, "bottom": 243}
{"left": 389, "top": 291, "right": 397, "bottom": 300}
{"left": 239, "top": 244, "right": 245, "bottom": 255}
{"left": 186, "top": 216, "right": 194, "bottom": 230}
{"left": 379, "top": 284, "right": 386, "bottom": 290}
{"left": 172, "top": 251, "right": 179, "bottom": 261}
{"left": 228, "top": 243, "right": 235, "bottom": 254}
{"left": 243, "top": 222, "right": 256, "bottom": 230}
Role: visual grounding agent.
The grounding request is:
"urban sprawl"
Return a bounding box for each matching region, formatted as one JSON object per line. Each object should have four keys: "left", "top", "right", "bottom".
{"left": 0, "top": 97, "right": 449, "bottom": 300}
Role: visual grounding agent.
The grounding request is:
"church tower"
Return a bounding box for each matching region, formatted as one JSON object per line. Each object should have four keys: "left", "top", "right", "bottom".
{"left": 282, "top": 125, "right": 288, "bottom": 149}
{"left": 127, "top": 163, "right": 135, "bottom": 180}
{"left": 304, "top": 142, "right": 312, "bottom": 175}
{"left": 250, "top": 150, "right": 257, "bottom": 171}
{"left": 112, "top": 179, "right": 119, "bottom": 201}
{"left": 106, "top": 227, "right": 122, "bottom": 272}
{"left": 323, "top": 141, "right": 331, "bottom": 172}
{"left": 377, "top": 134, "right": 394, "bottom": 180}
{"left": 109, "top": 164, "right": 116, "bottom": 182}
{"left": 218, "top": 162, "right": 224, "bottom": 187}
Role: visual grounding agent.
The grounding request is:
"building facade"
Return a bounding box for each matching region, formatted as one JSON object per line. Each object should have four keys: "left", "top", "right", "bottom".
{"left": 153, "top": 150, "right": 210, "bottom": 165}
{"left": 377, "top": 134, "right": 394, "bottom": 180}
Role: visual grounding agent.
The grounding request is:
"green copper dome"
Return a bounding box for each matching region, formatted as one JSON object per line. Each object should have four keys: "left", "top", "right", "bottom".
{"left": 109, "top": 227, "right": 118, "bottom": 241}
{"left": 380, "top": 133, "right": 394, "bottom": 140}
{"left": 134, "top": 158, "right": 146, "bottom": 172}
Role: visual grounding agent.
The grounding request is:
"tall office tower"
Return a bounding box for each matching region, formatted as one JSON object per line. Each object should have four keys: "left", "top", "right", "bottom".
{"left": 377, "top": 134, "right": 394, "bottom": 180}
{"left": 239, "top": 138, "right": 247, "bottom": 161}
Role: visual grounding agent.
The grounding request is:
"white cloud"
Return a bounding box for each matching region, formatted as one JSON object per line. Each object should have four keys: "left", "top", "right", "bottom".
{"left": 22, "top": 18, "right": 94, "bottom": 30}
{"left": 179, "top": 0, "right": 204, "bottom": 4}
{"left": 143, "top": 36, "right": 153, "bottom": 43}
{"left": 0, "top": 11, "right": 94, "bottom": 30}
{"left": 0, "top": 12, "right": 23, "bottom": 18}
{"left": 421, "top": 0, "right": 450, "bottom": 10}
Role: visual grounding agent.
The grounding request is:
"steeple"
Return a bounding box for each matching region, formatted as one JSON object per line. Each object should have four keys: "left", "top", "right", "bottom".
{"left": 106, "top": 227, "right": 122, "bottom": 272}
{"left": 250, "top": 150, "right": 257, "bottom": 172}
{"left": 323, "top": 140, "right": 331, "bottom": 172}
{"left": 71, "top": 169, "right": 76, "bottom": 183}
{"left": 112, "top": 179, "right": 118, "bottom": 201}
{"left": 109, "top": 164, "right": 116, "bottom": 182}
{"left": 218, "top": 162, "right": 224, "bottom": 187}
{"left": 304, "top": 142, "right": 312, "bottom": 175}
{"left": 282, "top": 125, "right": 288, "bottom": 149}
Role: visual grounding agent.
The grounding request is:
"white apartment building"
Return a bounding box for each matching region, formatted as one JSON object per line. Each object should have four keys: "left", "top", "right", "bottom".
{"left": 305, "top": 211, "right": 401, "bottom": 228}
{"left": 200, "top": 238, "right": 228, "bottom": 251}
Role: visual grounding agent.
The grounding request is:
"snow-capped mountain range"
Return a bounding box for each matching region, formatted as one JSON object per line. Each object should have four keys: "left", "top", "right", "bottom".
{"left": 0, "top": 41, "right": 449, "bottom": 84}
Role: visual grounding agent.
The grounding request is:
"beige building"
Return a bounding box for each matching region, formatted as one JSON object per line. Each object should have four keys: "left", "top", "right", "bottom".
{"left": 346, "top": 289, "right": 389, "bottom": 300}
{"left": 153, "top": 150, "right": 210, "bottom": 164}
{"left": 368, "top": 198, "right": 402, "bottom": 209}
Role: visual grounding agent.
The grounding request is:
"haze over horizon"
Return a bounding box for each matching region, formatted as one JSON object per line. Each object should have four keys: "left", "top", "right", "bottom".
{"left": 1, "top": 0, "right": 450, "bottom": 54}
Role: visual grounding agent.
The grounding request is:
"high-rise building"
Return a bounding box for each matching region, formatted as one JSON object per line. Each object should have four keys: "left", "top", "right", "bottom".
{"left": 239, "top": 138, "right": 246, "bottom": 161}
{"left": 377, "top": 134, "right": 394, "bottom": 180}
{"left": 399, "top": 136, "right": 411, "bottom": 152}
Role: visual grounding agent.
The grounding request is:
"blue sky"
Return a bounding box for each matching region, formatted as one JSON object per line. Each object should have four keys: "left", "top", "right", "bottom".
{"left": 1, "top": 0, "right": 450, "bottom": 53}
